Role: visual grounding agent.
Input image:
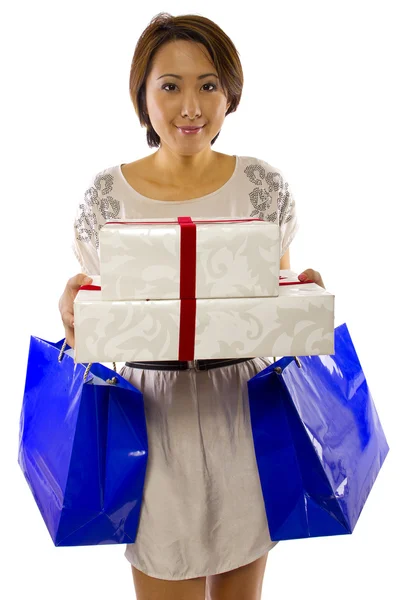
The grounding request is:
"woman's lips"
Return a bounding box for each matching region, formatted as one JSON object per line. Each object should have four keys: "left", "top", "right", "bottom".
{"left": 177, "top": 126, "right": 204, "bottom": 134}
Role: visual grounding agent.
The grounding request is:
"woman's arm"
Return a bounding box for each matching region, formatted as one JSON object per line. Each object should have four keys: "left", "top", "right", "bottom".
{"left": 280, "top": 248, "right": 290, "bottom": 270}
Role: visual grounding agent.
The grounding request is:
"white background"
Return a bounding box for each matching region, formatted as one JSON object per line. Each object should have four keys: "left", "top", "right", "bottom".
{"left": 2, "top": 1, "right": 398, "bottom": 598}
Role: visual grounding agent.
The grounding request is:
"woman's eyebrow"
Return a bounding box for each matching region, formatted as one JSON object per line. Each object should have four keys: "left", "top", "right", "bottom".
{"left": 156, "top": 73, "right": 219, "bottom": 80}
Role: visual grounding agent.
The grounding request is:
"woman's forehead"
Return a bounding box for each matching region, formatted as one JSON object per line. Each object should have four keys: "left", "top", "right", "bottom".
{"left": 150, "top": 40, "right": 214, "bottom": 71}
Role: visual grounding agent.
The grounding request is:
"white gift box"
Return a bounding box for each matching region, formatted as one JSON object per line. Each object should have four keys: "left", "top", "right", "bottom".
{"left": 99, "top": 217, "right": 280, "bottom": 300}
{"left": 74, "top": 270, "right": 335, "bottom": 363}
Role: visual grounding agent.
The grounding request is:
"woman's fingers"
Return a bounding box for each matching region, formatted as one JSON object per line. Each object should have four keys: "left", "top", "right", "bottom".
{"left": 60, "top": 273, "right": 91, "bottom": 326}
{"left": 67, "top": 273, "right": 92, "bottom": 291}
{"left": 61, "top": 309, "right": 74, "bottom": 328}
{"left": 298, "top": 268, "right": 325, "bottom": 289}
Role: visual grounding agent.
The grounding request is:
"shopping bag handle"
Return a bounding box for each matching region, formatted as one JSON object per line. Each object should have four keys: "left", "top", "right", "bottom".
{"left": 273, "top": 356, "right": 302, "bottom": 371}
{"left": 57, "top": 339, "right": 118, "bottom": 383}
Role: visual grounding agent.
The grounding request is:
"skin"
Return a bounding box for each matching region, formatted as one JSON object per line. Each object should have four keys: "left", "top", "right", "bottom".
{"left": 59, "top": 39, "right": 325, "bottom": 347}
{"left": 143, "top": 39, "right": 232, "bottom": 187}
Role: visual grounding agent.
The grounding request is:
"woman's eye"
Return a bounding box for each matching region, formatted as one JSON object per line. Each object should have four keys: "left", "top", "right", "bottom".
{"left": 162, "top": 83, "right": 217, "bottom": 92}
{"left": 203, "top": 83, "right": 217, "bottom": 91}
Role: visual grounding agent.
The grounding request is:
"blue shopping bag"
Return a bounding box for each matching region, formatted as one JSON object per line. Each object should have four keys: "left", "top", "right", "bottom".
{"left": 247, "top": 322, "right": 389, "bottom": 541}
{"left": 17, "top": 336, "right": 148, "bottom": 547}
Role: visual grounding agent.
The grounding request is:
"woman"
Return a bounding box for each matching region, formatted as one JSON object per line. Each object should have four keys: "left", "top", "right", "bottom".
{"left": 59, "top": 12, "right": 325, "bottom": 600}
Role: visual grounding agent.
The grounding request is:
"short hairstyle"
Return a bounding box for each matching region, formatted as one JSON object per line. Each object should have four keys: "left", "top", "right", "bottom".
{"left": 129, "top": 12, "right": 244, "bottom": 148}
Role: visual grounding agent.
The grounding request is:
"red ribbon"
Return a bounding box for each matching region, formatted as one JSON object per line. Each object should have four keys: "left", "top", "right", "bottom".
{"left": 79, "top": 279, "right": 314, "bottom": 292}
{"left": 177, "top": 217, "right": 197, "bottom": 359}
{"left": 79, "top": 284, "right": 101, "bottom": 290}
{"left": 79, "top": 275, "right": 315, "bottom": 292}
{"left": 279, "top": 277, "right": 314, "bottom": 285}
{"left": 105, "top": 218, "right": 263, "bottom": 226}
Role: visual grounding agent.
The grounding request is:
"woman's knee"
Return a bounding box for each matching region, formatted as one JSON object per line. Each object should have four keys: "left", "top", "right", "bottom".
{"left": 131, "top": 564, "right": 207, "bottom": 600}
{"left": 206, "top": 552, "right": 269, "bottom": 600}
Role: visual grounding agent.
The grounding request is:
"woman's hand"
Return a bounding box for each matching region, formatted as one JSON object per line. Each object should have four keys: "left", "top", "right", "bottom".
{"left": 59, "top": 273, "right": 92, "bottom": 348}
{"left": 298, "top": 268, "right": 325, "bottom": 290}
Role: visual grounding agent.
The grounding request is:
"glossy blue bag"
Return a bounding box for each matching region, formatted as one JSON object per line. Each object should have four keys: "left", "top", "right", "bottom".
{"left": 17, "top": 336, "right": 148, "bottom": 547}
{"left": 248, "top": 322, "right": 389, "bottom": 541}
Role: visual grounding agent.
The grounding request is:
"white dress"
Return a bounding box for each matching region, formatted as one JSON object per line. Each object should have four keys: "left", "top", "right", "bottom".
{"left": 72, "top": 155, "right": 300, "bottom": 580}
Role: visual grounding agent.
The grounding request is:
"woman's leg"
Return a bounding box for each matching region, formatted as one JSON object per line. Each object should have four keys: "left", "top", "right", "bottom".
{"left": 206, "top": 552, "right": 269, "bottom": 600}
{"left": 131, "top": 564, "right": 207, "bottom": 600}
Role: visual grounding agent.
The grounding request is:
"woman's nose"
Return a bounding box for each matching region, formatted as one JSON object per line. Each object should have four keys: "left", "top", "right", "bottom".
{"left": 179, "top": 92, "right": 202, "bottom": 116}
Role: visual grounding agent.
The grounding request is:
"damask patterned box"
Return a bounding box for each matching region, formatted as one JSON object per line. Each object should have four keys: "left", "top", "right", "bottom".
{"left": 99, "top": 216, "right": 280, "bottom": 300}
{"left": 73, "top": 270, "right": 334, "bottom": 364}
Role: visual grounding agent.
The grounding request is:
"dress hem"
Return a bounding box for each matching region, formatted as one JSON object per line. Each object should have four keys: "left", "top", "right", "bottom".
{"left": 124, "top": 540, "right": 279, "bottom": 581}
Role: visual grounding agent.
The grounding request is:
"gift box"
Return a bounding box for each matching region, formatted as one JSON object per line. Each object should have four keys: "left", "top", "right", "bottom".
{"left": 73, "top": 270, "right": 334, "bottom": 363}
{"left": 99, "top": 216, "right": 280, "bottom": 300}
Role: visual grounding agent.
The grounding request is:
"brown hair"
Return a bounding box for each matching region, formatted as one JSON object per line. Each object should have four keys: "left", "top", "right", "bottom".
{"left": 129, "top": 12, "right": 244, "bottom": 148}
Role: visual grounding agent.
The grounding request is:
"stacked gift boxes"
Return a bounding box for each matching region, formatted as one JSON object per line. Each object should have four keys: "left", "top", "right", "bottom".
{"left": 74, "top": 216, "right": 335, "bottom": 363}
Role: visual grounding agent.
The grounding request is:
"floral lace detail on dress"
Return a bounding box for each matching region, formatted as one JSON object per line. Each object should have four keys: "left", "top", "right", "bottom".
{"left": 74, "top": 172, "right": 121, "bottom": 249}
{"left": 244, "top": 164, "right": 294, "bottom": 226}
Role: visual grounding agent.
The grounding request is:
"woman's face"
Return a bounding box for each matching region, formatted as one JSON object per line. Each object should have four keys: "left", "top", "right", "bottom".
{"left": 144, "top": 39, "right": 231, "bottom": 153}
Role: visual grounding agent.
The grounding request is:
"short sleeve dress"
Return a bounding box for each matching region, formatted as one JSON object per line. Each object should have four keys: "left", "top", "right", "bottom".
{"left": 72, "top": 155, "right": 300, "bottom": 581}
